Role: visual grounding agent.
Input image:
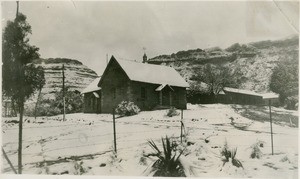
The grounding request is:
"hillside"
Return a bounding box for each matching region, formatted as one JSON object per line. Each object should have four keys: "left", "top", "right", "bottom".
{"left": 148, "top": 35, "right": 299, "bottom": 93}
{"left": 30, "top": 58, "right": 98, "bottom": 100}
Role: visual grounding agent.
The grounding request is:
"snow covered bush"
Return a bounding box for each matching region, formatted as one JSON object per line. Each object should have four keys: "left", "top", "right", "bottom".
{"left": 145, "top": 136, "right": 185, "bottom": 177}
{"left": 107, "top": 150, "right": 123, "bottom": 172}
{"left": 166, "top": 107, "right": 179, "bottom": 117}
{"left": 139, "top": 150, "right": 148, "bottom": 166}
{"left": 72, "top": 161, "right": 86, "bottom": 175}
{"left": 250, "top": 141, "right": 264, "bottom": 159}
{"left": 115, "top": 101, "right": 140, "bottom": 117}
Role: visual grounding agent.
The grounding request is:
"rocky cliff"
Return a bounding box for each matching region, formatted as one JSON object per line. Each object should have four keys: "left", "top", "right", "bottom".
{"left": 31, "top": 58, "right": 98, "bottom": 100}
{"left": 148, "top": 35, "right": 299, "bottom": 93}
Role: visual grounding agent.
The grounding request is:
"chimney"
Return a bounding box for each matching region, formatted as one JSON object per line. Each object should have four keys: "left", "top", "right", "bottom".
{"left": 143, "top": 53, "right": 147, "bottom": 63}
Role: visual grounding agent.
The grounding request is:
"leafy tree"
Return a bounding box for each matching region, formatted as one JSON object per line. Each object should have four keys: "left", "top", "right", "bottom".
{"left": 2, "top": 13, "right": 45, "bottom": 173}
{"left": 270, "top": 58, "right": 298, "bottom": 109}
{"left": 193, "top": 64, "right": 241, "bottom": 100}
{"left": 53, "top": 87, "right": 83, "bottom": 114}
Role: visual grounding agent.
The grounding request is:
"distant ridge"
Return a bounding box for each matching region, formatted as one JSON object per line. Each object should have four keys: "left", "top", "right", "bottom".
{"left": 148, "top": 35, "right": 299, "bottom": 93}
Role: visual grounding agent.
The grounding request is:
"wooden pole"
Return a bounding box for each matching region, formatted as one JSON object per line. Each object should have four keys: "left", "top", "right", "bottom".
{"left": 181, "top": 109, "right": 183, "bottom": 143}
{"left": 2, "top": 148, "right": 17, "bottom": 174}
{"left": 18, "top": 103, "right": 23, "bottom": 174}
{"left": 62, "top": 64, "right": 66, "bottom": 121}
{"left": 269, "top": 99, "right": 274, "bottom": 155}
{"left": 17, "top": 62, "right": 25, "bottom": 174}
{"left": 113, "top": 109, "right": 117, "bottom": 153}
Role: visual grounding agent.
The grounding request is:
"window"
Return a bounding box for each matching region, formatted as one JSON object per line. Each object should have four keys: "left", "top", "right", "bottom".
{"left": 141, "top": 87, "right": 147, "bottom": 100}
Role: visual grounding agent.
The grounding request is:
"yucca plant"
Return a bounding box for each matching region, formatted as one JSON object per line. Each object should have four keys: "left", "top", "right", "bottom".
{"left": 221, "top": 140, "right": 231, "bottom": 161}
{"left": 146, "top": 136, "right": 185, "bottom": 177}
{"left": 230, "top": 148, "right": 243, "bottom": 168}
{"left": 221, "top": 141, "right": 243, "bottom": 169}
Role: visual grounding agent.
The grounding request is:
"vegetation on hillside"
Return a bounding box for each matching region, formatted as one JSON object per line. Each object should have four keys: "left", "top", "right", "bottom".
{"left": 33, "top": 58, "right": 86, "bottom": 66}
{"left": 270, "top": 57, "right": 298, "bottom": 110}
{"left": 189, "top": 64, "right": 242, "bottom": 102}
{"left": 149, "top": 35, "right": 299, "bottom": 107}
{"left": 25, "top": 87, "right": 83, "bottom": 116}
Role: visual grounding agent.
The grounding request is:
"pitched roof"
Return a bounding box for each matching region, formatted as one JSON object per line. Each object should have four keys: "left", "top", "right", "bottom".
{"left": 103, "top": 56, "right": 189, "bottom": 88}
{"left": 81, "top": 77, "right": 101, "bottom": 94}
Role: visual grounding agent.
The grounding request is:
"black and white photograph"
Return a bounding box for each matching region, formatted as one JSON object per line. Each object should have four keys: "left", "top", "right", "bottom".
{"left": 1, "top": 1, "right": 299, "bottom": 178}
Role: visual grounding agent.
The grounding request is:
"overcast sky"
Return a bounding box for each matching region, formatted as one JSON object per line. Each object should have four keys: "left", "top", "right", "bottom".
{"left": 2, "top": 1, "right": 299, "bottom": 75}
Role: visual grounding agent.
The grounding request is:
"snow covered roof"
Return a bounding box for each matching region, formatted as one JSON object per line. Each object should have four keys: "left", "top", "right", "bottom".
{"left": 223, "top": 87, "right": 279, "bottom": 99}
{"left": 262, "top": 93, "right": 279, "bottom": 99}
{"left": 223, "top": 87, "right": 262, "bottom": 96}
{"left": 155, "top": 84, "right": 174, "bottom": 91}
{"left": 101, "top": 56, "right": 189, "bottom": 88}
{"left": 81, "top": 77, "right": 101, "bottom": 94}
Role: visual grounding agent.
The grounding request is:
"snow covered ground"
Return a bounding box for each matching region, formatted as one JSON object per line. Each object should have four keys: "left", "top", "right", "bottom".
{"left": 1, "top": 104, "right": 298, "bottom": 178}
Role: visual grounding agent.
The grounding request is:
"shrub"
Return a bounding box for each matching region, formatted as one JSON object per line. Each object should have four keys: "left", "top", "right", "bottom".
{"left": 250, "top": 141, "right": 264, "bottom": 159}
{"left": 270, "top": 57, "right": 298, "bottom": 107}
{"left": 285, "top": 96, "right": 298, "bottom": 110}
{"left": 24, "top": 88, "right": 83, "bottom": 117}
{"left": 139, "top": 150, "right": 148, "bottom": 166}
{"left": 72, "top": 161, "right": 86, "bottom": 175}
{"left": 166, "top": 107, "right": 179, "bottom": 117}
{"left": 115, "top": 101, "right": 140, "bottom": 117}
{"left": 280, "top": 155, "right": 291, "bottom": 163}
{"left": 146, "top": 136, "right": 185, "bottom": 177}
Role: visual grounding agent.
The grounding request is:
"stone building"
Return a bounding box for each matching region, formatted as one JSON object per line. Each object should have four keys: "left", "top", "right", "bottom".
{"left": 82, "top": 55, "right": 189, "bottom": 113}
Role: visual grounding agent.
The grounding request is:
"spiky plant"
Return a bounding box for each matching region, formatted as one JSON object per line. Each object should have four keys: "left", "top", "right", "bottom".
{"left": 146, "top": 136, "right": 185, "bottom": 177}
{"left": 220, "top": 141, "right": 243, "bottom": 169}
{"left": 230, "top": 148, "right": 243, "bottom": 168}
{"left": 221, "top": 140, "right": 231, "bottom": 161}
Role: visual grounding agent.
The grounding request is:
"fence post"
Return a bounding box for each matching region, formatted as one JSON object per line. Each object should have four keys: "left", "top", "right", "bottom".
{"left": 269, "top": 99, "right": 274, "bottom": 155}
{"left": 181, "top": 109, "right": 183, "bottom": 143}
{"left": 2, "top": 147, "right": 17, "bottom": 174}
{"left": 112, "top": 108, "right": 117, "bottom": 154}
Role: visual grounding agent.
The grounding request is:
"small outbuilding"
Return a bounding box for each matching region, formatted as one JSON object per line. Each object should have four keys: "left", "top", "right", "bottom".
{"left": 217, "top": 87, "right": 279, "bottom": 105}
{"left": 81, "top": 77, "right": 102, "bottom": 113}
{"left": 97, "top": 55, "right": 189, "bottom": 113}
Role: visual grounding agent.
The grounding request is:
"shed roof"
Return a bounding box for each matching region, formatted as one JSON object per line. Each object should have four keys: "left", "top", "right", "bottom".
{"left": 223, "top": 87, "right": 279, "bottom": 99}
{"left": 223, "top": 87, "right": 261, "bottom": 96}
{"left": 81, "top": 77, "right": 101, "bottom": 94}
{"left": 100, "top": 56, "right": 189, "bottom": 88}
{"left": 261, "top": 93, "right": 279, "bottom": 99}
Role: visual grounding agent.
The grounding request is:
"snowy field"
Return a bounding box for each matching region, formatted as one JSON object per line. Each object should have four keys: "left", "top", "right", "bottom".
{"left": 1, "top": 104, "right": 298, "bottom": 178}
